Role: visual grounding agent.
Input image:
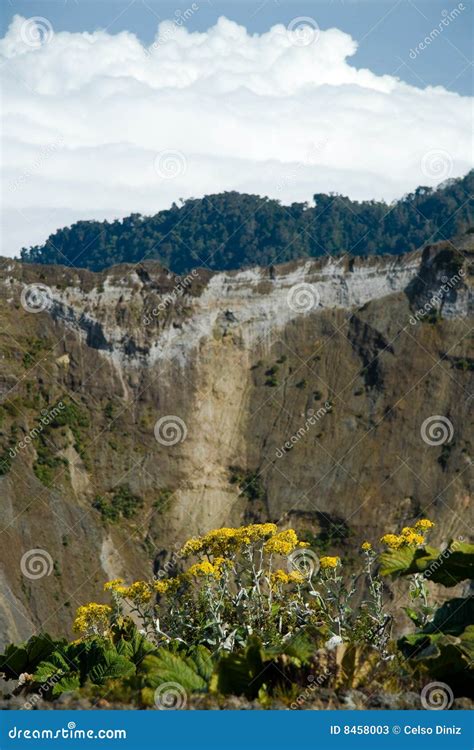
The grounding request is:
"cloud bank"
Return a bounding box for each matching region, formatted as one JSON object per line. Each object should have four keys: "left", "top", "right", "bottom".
{"left": 1, "top": 14, "right": 472, "bottom": 257}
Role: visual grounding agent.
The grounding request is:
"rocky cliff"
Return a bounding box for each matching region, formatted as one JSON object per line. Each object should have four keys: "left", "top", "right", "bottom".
{"left": 0, "top": 238, "right": 472, "bottom": 647}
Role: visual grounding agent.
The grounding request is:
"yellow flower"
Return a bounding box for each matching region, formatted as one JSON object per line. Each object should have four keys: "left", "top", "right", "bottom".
{"left": 154, "top": 579, "right": 170, "bottom": 595}
{"left": 380, "top": 533, "right": 403, "bottom": 549}
{"left": 104, "top": 578, "right": 124, "bottom": 592}
{"left": 180, "top": 524, "right": 279, "bottom": 558}
{"left": 320, "top": 556, "right": 340, "bottom": 569}
{"left": 122, "top": 581, "right": 152, "bottom": 604}
{"left": 154, "top": 576, "right": 182, "bottom": 595}
{"left": 361, "top": 542, "right": 372, "bottom": 551}
{"left": 236, "top": 523, "right": 278, "bottom": 546}
{"left": 186, "top": 560, "right": 222, "bottom": 579}
{"left": 400, "top": 529, "right": 424, "bottom": 547}
{"left": 414, "top": 519, "right": 435, "bottom": 531}
{"left": 270, "top": 569, "right": 290, "bottom": 588}
{"left": 288, "top": 570, "right": 305, "bottom": 584}
{"left": 264, "top": 529, "right": 299, "bottom": 556}
{"left": 73, "top": 603, "right": 112, "bottom": 635}
{"left": 180, "top": 537, "right": 204, "bottom": 557}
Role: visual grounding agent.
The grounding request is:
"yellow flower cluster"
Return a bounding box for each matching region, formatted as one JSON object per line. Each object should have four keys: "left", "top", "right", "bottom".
{"left": 380, "top": 533, "right": 402, "bottom": 549}
{"left": 264, "top": 529, "right": 299, "bottom": 556}
{"left": 104, "top": 578, "right": 126, "bottom": 594}
{"left": 73, "top": 603, "right": 112, "bottom": 634}
{"left": 270, "top": 569, "right": 305, "bottom": 588}
{"left": 380, "top": 519, "right": 434, "bottom": 549}
{"left": 180, "top": 523, "right": 278, "bottom": 557}
{"left": 154, "top": 576, "right": 182, "bottom": 595}
{"left": 361, "top": 542, "right": 372, "bottom": 551}
{"left": 414, "top": 519, "right": 435, "bottom": 531}
{"left": 186, "top": 560, "right": 223, "bottom": 579}
{"left": 107, "top": 580, "right": 152, "bottom": 604}
{"left": 319, "top": 556, "right": 340, "bottom": 569}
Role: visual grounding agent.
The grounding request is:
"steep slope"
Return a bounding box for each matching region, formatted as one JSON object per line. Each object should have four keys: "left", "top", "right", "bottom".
{"left": 0, "top": 238, "right": 472, "bottom": 647}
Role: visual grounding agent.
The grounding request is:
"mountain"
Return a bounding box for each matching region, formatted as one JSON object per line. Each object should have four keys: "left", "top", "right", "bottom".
{"left": 0, "top": 234, "right": 472, "bottom": 647}
{"left": 20, "top": 172, "right": 474, "bottom": 274}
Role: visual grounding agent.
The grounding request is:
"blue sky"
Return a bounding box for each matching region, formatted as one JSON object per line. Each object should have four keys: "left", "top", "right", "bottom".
{"left": 2, "top": 0, "right": 472, "bottom": 94}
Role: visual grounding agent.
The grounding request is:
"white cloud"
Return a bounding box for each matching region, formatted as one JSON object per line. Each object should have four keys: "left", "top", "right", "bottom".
{"left": 0, "top": 14, "right": 472, "bottom": 258}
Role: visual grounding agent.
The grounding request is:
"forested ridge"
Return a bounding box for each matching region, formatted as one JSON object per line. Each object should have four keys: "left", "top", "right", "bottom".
{"left": 21, "top": 172, "right": 473, "bottom": 273}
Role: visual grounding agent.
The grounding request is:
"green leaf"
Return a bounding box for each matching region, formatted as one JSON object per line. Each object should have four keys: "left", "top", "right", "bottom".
{"left": 52, "top": 674, "right": 81, "bottom": 695}
{"left": 0, "top": 633, "right": 64, "bottom": 680}
{"left": 142, "top": 649, "right": 208, "bottom": 693}
{"left": 88, "top": 652, "right": 135, "bottom": 685}
{"left": 426, "top": 597, "right": 474, "bottom": 636}
{"left": 379, "top": 542, "right": 474, "bottom": 587}
{"left": 403, "top": 607, "right": 424, "bottom": 627}
{"left": 185, "top": 646, "right": 214, "bottom": 683}
{"left": 211, "top": 638, "right": 266, "bottom": 699}
{"left": 379, "top": 546, "right": 420, "bottom": 577}
{"left": 34, "top": 652, "right": 70, "bottom": 683}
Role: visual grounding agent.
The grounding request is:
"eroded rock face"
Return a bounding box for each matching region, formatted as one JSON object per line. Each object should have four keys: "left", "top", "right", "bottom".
{"left": 0, "top": 239, "right": 472, "bottom": 645}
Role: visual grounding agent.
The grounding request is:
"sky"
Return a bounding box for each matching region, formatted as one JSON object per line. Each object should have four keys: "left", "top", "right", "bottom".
{"left": 0, "top": 0, "right": 473, "bottom": 257}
